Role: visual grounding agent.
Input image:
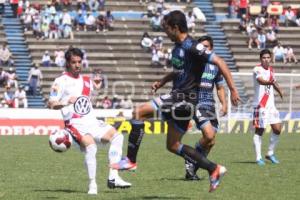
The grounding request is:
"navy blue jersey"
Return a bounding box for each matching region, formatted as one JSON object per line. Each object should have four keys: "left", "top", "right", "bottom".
{"left": 198, "top": 62, "right": 224, "bottom": 109}
{"left": 171, "top": 36, "right": 213, "bottom": 98}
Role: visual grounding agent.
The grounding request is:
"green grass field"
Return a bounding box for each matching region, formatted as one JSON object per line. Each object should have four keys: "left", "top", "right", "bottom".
{"left": 0, "top": 133, "right": 299, "bottom": 200}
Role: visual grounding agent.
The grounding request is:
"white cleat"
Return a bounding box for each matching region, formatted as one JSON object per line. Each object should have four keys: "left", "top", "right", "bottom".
{"left": 107, "top": 176, "right": 132, "bottom": 189}
{"left": 87, "top": 181, "right": 98, "bottom": 195}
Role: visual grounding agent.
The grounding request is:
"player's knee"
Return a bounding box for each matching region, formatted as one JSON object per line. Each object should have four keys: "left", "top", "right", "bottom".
{"left": 166, "top": 142, "right": 180, "bottom": 154}
{"left": 132, "top": 108, "right": 141, "bottom": 120}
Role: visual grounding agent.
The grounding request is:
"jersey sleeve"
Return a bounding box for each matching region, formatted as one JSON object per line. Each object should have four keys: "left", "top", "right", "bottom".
{"left": 49, "top": 77, "right": 64, "bottom": 102}
{"left": 253, "top": 66, "right": 263, "bottom": 79}
{"left": 215, "top": 72, "right": 225, "bottom": 86}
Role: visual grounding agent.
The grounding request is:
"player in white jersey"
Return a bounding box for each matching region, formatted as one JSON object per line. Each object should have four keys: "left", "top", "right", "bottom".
{"left": 48, "top": 48, "right": 131, "bottom": 195}
{"left": 252, "top": 49, "right": 283, "bottom": 166}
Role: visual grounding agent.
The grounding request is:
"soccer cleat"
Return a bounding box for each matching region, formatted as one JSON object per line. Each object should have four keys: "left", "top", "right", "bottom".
{"left": 209, "top": 165, "right": 227, "bottom": 193}
{"left": 265, "top": 155, "right": 279, "bottom": 164}
{"left": 185, "top": 160, "right": 200, "bottom": 181}
{"left": 107, "top": 177, "right": 132, "bottom": 189}
{"left": 110, "top": 157, "right": 137, "bottom": 171}
{"left": 87, "top": 181, "right": 97, "bottom": 195}
{"left": 256, "top": 159, "right": 265, "bottom": 166}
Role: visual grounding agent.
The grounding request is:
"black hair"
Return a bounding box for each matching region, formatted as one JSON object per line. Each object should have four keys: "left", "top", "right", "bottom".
{"left": 198, "top": 35, "right": 214, "bottom": 49}
{"left": 260, "top": 49, "right": 272, "bottom": 59}
{"left": 65, "top": 47, "right": 83, "bottom": 63}
{"left": 163, "top": 10, "right": 188, "bottom": 33}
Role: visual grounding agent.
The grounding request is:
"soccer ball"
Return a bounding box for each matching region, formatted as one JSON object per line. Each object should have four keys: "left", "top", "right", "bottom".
{"left": 49, "top": 129, "right": 72, "bottom": 153}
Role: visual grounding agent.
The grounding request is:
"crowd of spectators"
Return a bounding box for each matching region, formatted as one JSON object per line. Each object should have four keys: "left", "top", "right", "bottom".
{"left": 16, "top": 0, "right": 114, "bottom": 40}
{"left": 233, "top": 1, "right": 299, "bottom": 64}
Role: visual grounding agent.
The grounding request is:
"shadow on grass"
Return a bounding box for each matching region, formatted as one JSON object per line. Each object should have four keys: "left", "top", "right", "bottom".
{"left": 33, "top": 189, "right": 84, "bottom": 194}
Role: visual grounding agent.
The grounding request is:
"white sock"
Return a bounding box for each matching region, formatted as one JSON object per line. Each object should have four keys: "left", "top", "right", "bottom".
{"left": 108, "top": 133, "right": 124, "bottom": 180}
{"left": 253, "top": 134, "right": 262, "bottom": 161}
{"left": 267, "top": 133, "right": 279, "bottom": 156}
{"left": 84, "top": 144, "right": 97, "bottom": 183}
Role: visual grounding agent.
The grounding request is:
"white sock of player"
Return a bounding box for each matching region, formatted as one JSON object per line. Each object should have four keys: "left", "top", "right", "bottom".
{"left": 108, "top": 133, "right": 124, "bottom": 180}
{"left": 267, "top": 133, "right": 279, "bottom": 156}
{"left": 84, "top": 144, "right": 97, "bottom": 183}
{"left": 253, "top": 134, "right": 262, "bottom": 161}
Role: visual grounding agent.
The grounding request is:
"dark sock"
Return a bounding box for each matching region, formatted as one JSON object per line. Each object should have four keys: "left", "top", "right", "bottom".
{"left": 127, "top": 119, "right": 145, "bottom": 163}
{"left": 195, "top": 142, "right": 209, "bottom": 158}
{"left": 178, "top": 144, "right": 216, "bottom": 174}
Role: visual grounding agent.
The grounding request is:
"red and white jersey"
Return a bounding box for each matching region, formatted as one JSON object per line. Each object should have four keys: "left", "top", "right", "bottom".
{"left": 49, "top": 72, "right": 96, "bottom": 121}
{"left": 253, "top": 64, "right": 276, "bottom": 108}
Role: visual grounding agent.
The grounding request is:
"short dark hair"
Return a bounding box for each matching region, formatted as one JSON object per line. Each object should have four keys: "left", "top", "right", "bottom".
{"left": 163, "top": 10, "right": 188, "bottom": 33}
{"left": 65, "top": 47, "right": 83, "bottom": 63}
{"left": 198, "top": 35, "right": 214, "bottom": 49}
{"left": 260, "top": 49, "right": 272, "bottom": 59}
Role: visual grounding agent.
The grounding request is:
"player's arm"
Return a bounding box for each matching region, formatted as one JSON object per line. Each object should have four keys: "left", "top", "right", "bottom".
{"left": 211, "top": 55, "right": 240, "bottom": 106}
{"left": 273, "top": 81, "right": 283, "bottom": 100}
{"left": 151, "top": 71, "right": 178, "bottom": 92}
{"left": 216, "top": 84, "right": 227, "bottom": 116}
{"left": 256, "top": 77, "right": 274, "bottom": 85}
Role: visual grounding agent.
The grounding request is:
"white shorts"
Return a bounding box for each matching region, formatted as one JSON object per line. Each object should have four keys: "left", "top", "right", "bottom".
{"left": 253, "top": 106, "right": 281, "bottom": 128}
{"left": 66, "top": 118, "right": 114, "bottom": 144}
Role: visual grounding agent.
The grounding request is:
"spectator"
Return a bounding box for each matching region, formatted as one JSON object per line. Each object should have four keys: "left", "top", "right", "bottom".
{"left": 54, "top": 48, "right": 65, "bottom": 67}
{"left": 105, "top": 10, "right": 114, "bottom": 31}
{"left": 254, "top": 14, "right": 266, "bottom": 29}
{"left": 260, "top": 0, "right": 269, "bottom": 9}
{"left": 85, "top": 11, "right": 96, "bottom": 31}
{"left": 0, "top": 67, "right": 8, "bottom": 87}
{"left": 151, "top": 49, "right": 162, "bottom": 67}
{"left": 266, "top": 27, "right": 277, "bottom": 46}
{"left": 101, "top": 96, "right": 112, "bottom": 109}
{"left": 62, "top": 8, "right": 72, "bottom": 26}
{"left": 92, "top": 69, "right": 103, "bottom": 90}
{"left": 75, "top": 9, "right": 86, "bottom": 31}
{"left": 120, "top": 96, "right": 133, "bottom": 109}
{"left": 49, "top": 19, "right": 58, "bottom": 39}
{"left": 295, "top": 9, "right": 300, "bottom": 26}
{"left": 88, "top": 0, "right": 99, "bottom": 11}
{"left": 273, "top": 43, "right": 287, "bottom": 63}
{"left": 14, "top": 85, "right": 28, "bottom": 108}
{"left": 61, "top": 0, "right": 71, "bottom": 10}
{"left": 239, "top": 14, "right": 248, "bottom": 32}
{"left": 32, "top": 21, "right": 43, "bottom": 40}
{"left": 186, "top": 11, "right": 195, "bottom": 33}
{"left": 284, "top": 6, "right": 295, "bottom": 27}
{"left": 0, "top": 43, "right": 13, "bottom": 67}
{"left": 10, "top": 0, "right": 19, "bottom": 18}
{"left": 41, "top": 22, "right": 50, "bottom": 39}
{"left": 42, "top": 50, "right": 52, "bottom": 67}
{"left": 6, "top": 67, "right": 18, "bottom": 89}
{"left": 82, "top": 49, "right": 89, "bottom": 68}
{"left": 22, "top": 12, "right": 32, "bottom": 31}
{"left": 63, "top": 24, "right": 74, "bottom": 39}
{"left": 3, "top": 85, "right": 15, "bottom": 107}
{"left": 96, "top": 14, "right": 107, "bottom": 32}
{"left": 27, "top": 63, "right": 43, "bottom": 96}
{"left": 150, "top": 13, "right": 162, "bottom": 31}
{"left": 139, "top": 0, "right": 149, "bottom": 4}
{"left": 98, "top": 0, "right": 105, "bottom": 11}
{"left": 111, "top": 95, "right": 120, "bottom": 109}
{"left": 76, "top": 0, "right": 88, "bottom": 11}
{"left": 248, "top": 25, "right": 260, "bottom": 50}
{"left": 257, "top": 29, "right": 266, "bottom": 49}
{"left": 228, "top": 0, "right": 237, "bottom": 18}
{"left": 140, "top": 32, "right": 153, "bottom": 52}
{"left": 0, "top": 0, "right": 4, "bottom": 15}
{"left": 285, "top": 46, "right": 298, "bottom": 64}
{"left": 238, "top": 0, "right": 248, "bottom": 19}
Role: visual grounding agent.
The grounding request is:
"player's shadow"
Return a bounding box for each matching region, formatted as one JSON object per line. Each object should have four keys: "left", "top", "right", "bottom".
{"left": 33, "top": 189, "right": 84, "bottom": 194}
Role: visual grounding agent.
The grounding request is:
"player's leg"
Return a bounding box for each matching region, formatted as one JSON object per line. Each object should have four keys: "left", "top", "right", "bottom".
{"left": 253, "top": 128, "right": 265, "bottom": 165}
{"left": 95, "top": 125, "right": 132, "bottom": 189}
{"left": 166, "top": 120, "right": 226, "bottom": 192}
{"left": 265, "top": 122, "right": 281, "bottom": 164}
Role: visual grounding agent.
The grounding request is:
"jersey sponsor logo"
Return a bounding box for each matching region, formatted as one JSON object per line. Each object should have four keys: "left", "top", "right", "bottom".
{"left": 200, "top": 82, "right": 212, "bottom": 88}
{"left": 73, "top": 96, "right": 92, "bottom": 115}
{"left": 201, "top": 72, "right": 215, "bottom": 80}
{"left": 171, "top": 57, "right": 184, "bottom": 69}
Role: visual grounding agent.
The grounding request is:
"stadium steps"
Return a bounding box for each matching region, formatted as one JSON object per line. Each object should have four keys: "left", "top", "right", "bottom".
{"left": 193, "top": 0, "right": 250, "bottom": 105}
{"left": 2, "top": 3, "right": 45, "bottom": 108}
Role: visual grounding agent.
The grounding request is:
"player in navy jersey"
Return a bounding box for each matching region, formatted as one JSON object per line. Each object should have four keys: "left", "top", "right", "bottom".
{"left": 112, "top": 10, "right": 240, "bottom": 192}
{"left": 184, "top": 36, "right": 227, "bottom": 181}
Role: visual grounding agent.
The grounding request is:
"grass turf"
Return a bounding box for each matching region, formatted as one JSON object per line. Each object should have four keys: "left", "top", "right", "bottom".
{"left": 0, "top": 133, "right": 299, "bottom": 200}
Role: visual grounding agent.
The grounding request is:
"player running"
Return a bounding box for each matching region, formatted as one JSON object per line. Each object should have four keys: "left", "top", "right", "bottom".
{"left": 252, "top": 49, "right": 283, "bottom": 166}
{"left": 48, "top": 48, "right": 131, "bottom": 195}
{"left": 184, "top": 35, "right": 227, "bottom": 181}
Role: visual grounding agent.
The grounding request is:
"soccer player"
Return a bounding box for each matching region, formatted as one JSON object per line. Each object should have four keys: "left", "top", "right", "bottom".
{"left": 252, "top": 49, "right": 283, "bottom": 166}
{"left": 48, "top": 48, "right": 131, "bottom": 195}
{"left": 184, "top": 35, "right": 227, "bottom": 181}
{"left": 113, "top": 10, "right": 240, "bottom": 192}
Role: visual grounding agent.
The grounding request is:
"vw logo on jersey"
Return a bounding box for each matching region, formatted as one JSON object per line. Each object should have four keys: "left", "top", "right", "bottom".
{"left": 179, "top": 49, "right": 184, "bottom": 57}
{"left": 74, "top": 96, "right": 92, "bottom": 115}
{"left": 209, "top": 64, "right": 215, "bottom": 70}
{"left": 196, "top": 43, "right": 205, "bottom": 53}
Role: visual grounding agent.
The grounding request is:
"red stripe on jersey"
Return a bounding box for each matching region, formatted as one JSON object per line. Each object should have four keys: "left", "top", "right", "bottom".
{"left": 258, "top": 66, "right": 273, "bottom": 108}
{"left": 82, "top": 76, "right": 91, "bottom": 96}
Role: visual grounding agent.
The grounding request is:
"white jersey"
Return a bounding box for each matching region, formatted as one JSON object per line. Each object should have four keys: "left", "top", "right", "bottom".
{"left": 49, "top": 72, "right": 96, "bottom": 122}
{"left": 253, "top": 65, "right": 276, "bottom": 108}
